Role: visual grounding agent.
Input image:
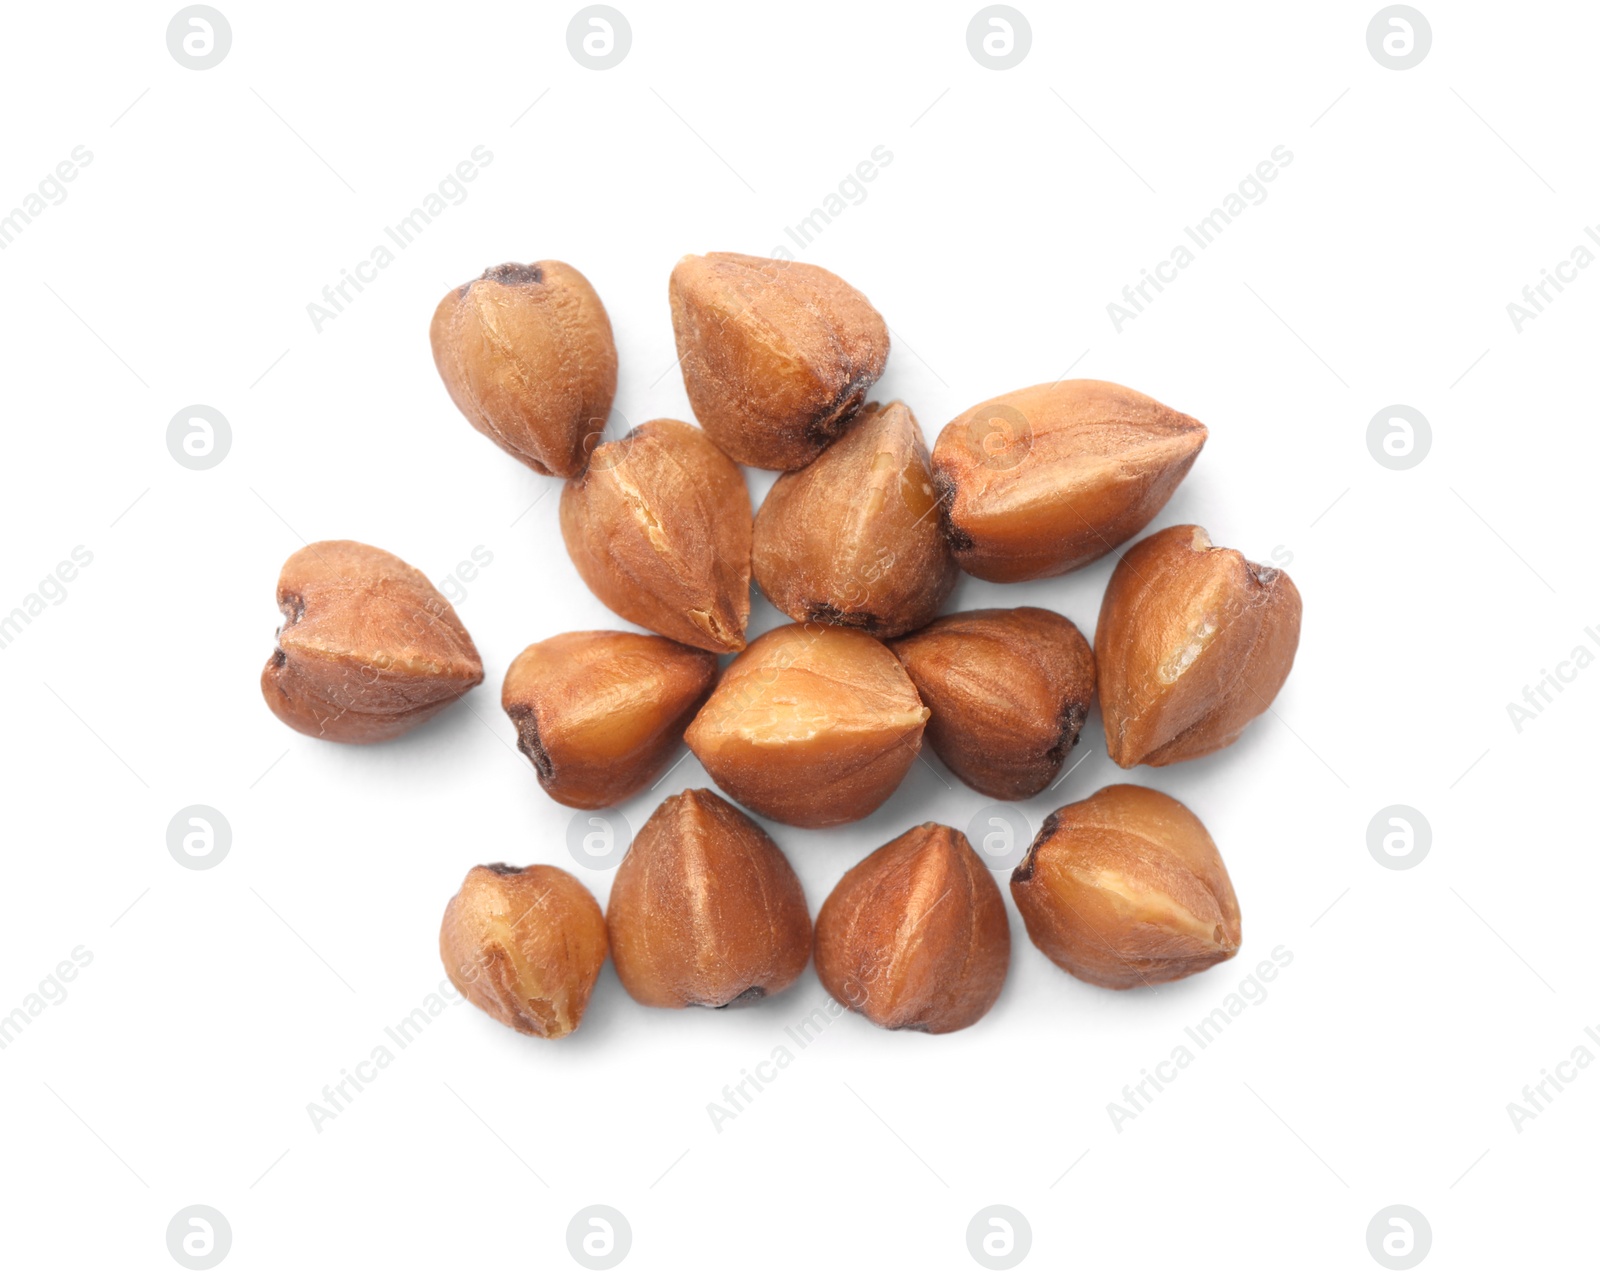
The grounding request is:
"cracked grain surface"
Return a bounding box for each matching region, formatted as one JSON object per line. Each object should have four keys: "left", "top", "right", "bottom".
{"left": 1010, "top": 785, "right": 1240, "bottom": 990}
{"left": 606, "top": 789, "right": 811, "bottom": 1009}
{"left": 430, "top": 259, "right": 616, "bottom": 478}
{"left": 501, "top": 630, "right": 718, "bottom": 809}
{"left": 931, "top": 379, "right": 1208, "bottom": 582}
{"left": 439, "top": 863, "right": 607, "bottom": 1039}
{"left": 685, "top": 624, "right": 929, "bottom": 827}
{"left": 753, "top": 400, "right": 956, "bottom": 638}
{"left": 560, "top": 419, "right": 752, "bottom": 654}
{"left": 814, "top": 823, "right": 1010, "bottom": 1034}
{"left": 669, "top": 252, "right": 888, "bottom": 471}
{"left": 1095, "top": 524, "right": 1301, "bottom": 767}
{"left": 890, "top": 606, "right": 1095, "bottom": 800}
{"left": 260, "top": 540, "right": 483, "bottom": 743}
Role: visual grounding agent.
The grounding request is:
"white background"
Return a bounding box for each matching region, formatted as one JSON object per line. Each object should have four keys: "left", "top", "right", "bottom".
{"left": 1, "top": 1, "right": 1594, "bottom": 1271}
